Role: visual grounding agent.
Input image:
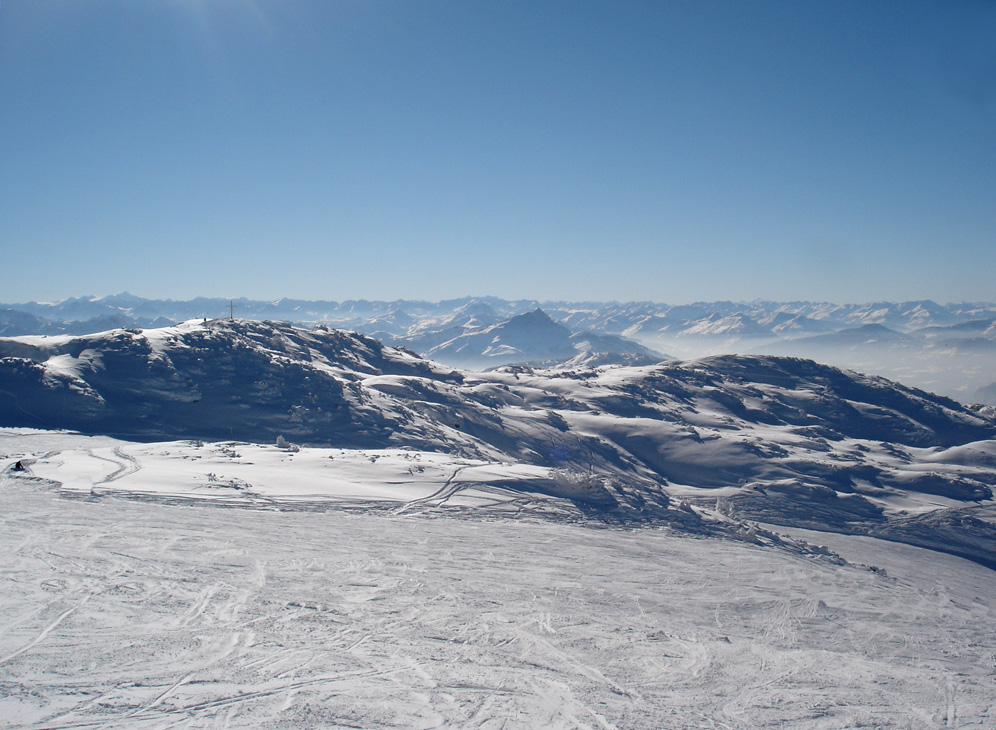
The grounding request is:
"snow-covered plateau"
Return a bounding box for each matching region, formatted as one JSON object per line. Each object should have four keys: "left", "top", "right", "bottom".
{"left": 1, "top": 318, "right": 995, "bottom": 728}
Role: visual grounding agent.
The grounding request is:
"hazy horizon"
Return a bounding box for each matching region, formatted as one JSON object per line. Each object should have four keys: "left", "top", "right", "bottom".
{"left": 8, "top": 291, "right": 996, "bottom": 310}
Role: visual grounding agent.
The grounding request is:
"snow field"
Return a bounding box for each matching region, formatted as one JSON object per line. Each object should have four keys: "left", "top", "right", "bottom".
{"left": 12, "top": 434, "right": 562, "bottom": 514}
{"left": 1, "top": 469, "right": 994, "bottom": 728}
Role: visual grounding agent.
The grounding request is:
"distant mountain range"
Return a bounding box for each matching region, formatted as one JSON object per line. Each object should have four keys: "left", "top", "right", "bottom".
{"left": 6, "top": 294, "right": 996, "bottom": 336}
{"left": 3, "top": 294, "right": 996, "bottom": 402}
{"left": 2, "top": 317, "right": 995, "bottom": 567}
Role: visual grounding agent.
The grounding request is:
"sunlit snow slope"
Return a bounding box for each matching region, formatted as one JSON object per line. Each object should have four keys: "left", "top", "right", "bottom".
{"left": 1, "top": 468, "right": 994, "bottom": 730}
{"left": 1, "top": 319, "right": 995, "bottom": 566}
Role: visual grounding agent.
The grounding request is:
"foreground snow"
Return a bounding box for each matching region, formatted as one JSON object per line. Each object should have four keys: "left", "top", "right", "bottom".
{"left": 2, "top": 435, "right": 995, "bottom": 728}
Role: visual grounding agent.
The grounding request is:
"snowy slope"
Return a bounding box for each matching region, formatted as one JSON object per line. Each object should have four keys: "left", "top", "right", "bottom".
{"left": 1, "top": 319, "right": 995, "bottom": 567}
{"left": 676, "top": 313, "right": 775, "bottom": 338}
{"left": 1, "top": 460, "right": 995, "bottom": 729}
{"left": 0, "top": 319, "right": 467, "bottom": 448}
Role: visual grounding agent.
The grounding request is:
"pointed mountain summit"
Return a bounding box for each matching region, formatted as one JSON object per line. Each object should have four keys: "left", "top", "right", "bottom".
{"left": 423, "top": 309, "right": 576, "bottom": 368}
{"left": 406, "top": 308, "right": 664, "bottom": 369}
{"left": 507, "top": 307, "right": 558, "bottom": 326}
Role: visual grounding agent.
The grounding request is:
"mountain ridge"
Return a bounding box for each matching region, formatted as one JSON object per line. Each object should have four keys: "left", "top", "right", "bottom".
{"left": 5, "top": 296, "right": 996, "bottom": 405}
{"left": 2, "top": 318, "right": 995, "bottom": 566}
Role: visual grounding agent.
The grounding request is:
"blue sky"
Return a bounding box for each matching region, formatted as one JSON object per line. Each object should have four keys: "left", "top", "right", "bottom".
{"left": 1, "top": 0, "right": 993, "bottom": 304}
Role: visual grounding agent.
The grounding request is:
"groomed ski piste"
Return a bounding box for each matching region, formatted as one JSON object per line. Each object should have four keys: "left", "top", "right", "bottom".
{"left": 2, "top": 427, "right": 996, "bottom": 730}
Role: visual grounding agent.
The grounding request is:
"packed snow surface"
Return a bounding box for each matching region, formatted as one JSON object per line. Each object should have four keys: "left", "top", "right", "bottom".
{"left": 3, "top": 433, "right": 996, "bottom": 729}
{"left": 2, "top": 318, "right": 996, "bottom": 727}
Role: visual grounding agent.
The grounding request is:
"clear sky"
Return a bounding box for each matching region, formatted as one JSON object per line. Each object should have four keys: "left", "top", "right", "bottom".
{"left": 1, "top": 0, "right": 994, "bottom": 305}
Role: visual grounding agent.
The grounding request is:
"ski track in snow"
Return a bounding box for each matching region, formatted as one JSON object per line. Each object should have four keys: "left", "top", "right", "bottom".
{"left": 1, "top": 459, "right": 995, "bottom": 730}
{"left": 87, "top": 447, "right": 141, "bottom": 494}
{"left": 394, "top": 465, "right": 470, "bottom": 514}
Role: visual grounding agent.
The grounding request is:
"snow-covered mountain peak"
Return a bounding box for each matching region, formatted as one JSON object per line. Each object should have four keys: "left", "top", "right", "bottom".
{"left": 500, "top": 307, "right": 568, "bottom": 332}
